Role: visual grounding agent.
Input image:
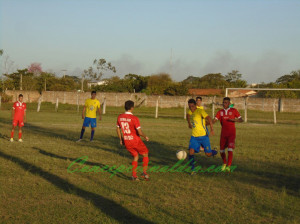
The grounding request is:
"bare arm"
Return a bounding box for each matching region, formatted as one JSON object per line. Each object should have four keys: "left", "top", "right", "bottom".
{"left": 212, "top": 118, "right": 218, "bottom": 124}
{"left": 228, "top": 117, "right": 243, "bottom": 122}
{"left": 116, "top": 127, "right": 123, "bottom": 145}
{"left": 82, "top": 106, "right": 86, "bottom": 119}
{"left": 137, "top": 128, "right": 149, "bottom": 141}
{"left": 186, "top": 114, "right": 192, "bottom": 129}
{"left": 205, "top": 116, "right": 214, "bottom": 136}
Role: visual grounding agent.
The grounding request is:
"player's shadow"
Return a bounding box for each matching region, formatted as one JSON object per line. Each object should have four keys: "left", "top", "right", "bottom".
{"left": 0, "top": 150, "right": 154, "bottom": 224}
{"left": 32, "top": 147, "right": 130, "bottom": 180}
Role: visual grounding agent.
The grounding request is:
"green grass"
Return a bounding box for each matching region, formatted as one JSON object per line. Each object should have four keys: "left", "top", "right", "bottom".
{"left": 0, "top": 105, "right": 300, "bottom": 224}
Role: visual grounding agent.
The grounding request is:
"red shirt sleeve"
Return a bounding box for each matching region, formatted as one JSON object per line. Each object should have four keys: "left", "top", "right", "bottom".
{"left": 12, "top": 102, "right": 16, "bottom": 109}
{"left": 234, "top": 109, "right": 241, "bottom": 118}
{"left": 134, "top": 116, "right": 141, "bottom": 129}
{"left": 215, "top": 110, "right": 221, "bottom": 120}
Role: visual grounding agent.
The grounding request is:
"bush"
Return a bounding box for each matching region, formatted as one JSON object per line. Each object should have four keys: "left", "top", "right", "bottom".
{"left": 0, "top": 93, "right": 13, "bottom": 103}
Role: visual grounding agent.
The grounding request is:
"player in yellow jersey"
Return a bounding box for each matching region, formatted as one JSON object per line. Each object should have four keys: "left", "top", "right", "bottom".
{"left": 77, "top": 91, "right": 101, "bottom": 142}
{"left": 186, "top": 99, "right": 217, "bottom": 173}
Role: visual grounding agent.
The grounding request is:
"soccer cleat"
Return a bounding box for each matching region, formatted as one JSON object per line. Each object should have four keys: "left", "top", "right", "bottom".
{"left": 131, "top": 176, "right": 140, "bottom": 181}
{"left": 212, "top": 148, "right": 218, "bottom": 157}
{"left": 141, "top": 172, "right": 150, "bottom": 181}
{"left": 10, "top": 138, "right": 14, "bottom": 142}
{"left": 221, "top": 164, "right": 227, "bottom": 171}
{"left": 18, "top": 139, "right": 23, "bottom": 142}
{"left": 225, "top": 166, "right": 231, "bottom": 172}
{"left": 76, "top": 139, "right": 82, "bottom": 142}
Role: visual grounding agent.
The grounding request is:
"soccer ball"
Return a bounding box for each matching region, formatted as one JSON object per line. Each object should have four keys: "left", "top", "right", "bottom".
{"left": 176, "top": 150, "right": 187, "bottom": 160}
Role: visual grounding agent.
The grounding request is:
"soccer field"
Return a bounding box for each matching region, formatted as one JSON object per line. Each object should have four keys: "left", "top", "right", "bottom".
{"left": 0, "top": 107, "right": 299, "bottom": 224}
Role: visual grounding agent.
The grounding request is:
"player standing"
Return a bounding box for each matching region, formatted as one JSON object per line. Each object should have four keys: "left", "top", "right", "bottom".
{"left": 213, "top": 97, "right": 243, "bottom": 172}
{"left": 187, "top": 99, "right": 217, "bottom": 174}
{"left": 77, "top": 91, "right": 101, "bottom": 142}
{"left": 10, "top": 94, "right": 26, "bottom": 142}
{"left": 116, "top": 100, "right": 150, "bottom": 181}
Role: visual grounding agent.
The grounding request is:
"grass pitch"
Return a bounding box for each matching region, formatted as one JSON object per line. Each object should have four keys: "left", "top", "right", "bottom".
{"left": 0, "top": 104, "right": 299, "bottom": 224}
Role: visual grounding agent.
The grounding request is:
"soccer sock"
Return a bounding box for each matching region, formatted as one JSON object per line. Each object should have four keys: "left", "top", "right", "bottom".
{"left": 220, "top": 150, "right": 227, "bottom": 164}
{"left": 211, "top": 149, "right": 218, "bottom": 156}
{"left": 11, "top": 130, "right": 14, "bottom": 138}
{"left": 18, "top": 132, "right": 22, "bottom": 139}
{"left": 189, "top": 155, "right": 195, "bottom": 171}
{"left": 227, "top": 149, "right": 233, "bottom": 166}
{"left": 132, "top": 161, "right": 138, "bottom": 177}
{"left": 90, "top": 130, "right": 95, "bottom": 141}
{"left": 80, "top": 128, "right": 85, "bottom": 139}
{"left": 142, "top": 157, "right": 149, "bottom": 173}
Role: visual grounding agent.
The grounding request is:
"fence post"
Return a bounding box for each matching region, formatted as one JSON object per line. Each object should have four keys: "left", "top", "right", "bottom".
{"left": 55, "top": 97, "right": 59, "bottom": 112}
{"left": 102, "top": 97, "right": 106, "bottom": 114}
{"left": 0, "top": 96, "right": 2, "bottom": 109}
{"left": 184, "top": 97, "right": 188, "bottom": 119}
{"left": 244, "top": 96, "right": 248, "bottom": 123}
{"left": 273, "top": 99, "right": 277, "bottom": 124}
{"left": 155, "top": 96, "right": 160, "bottom": 118}
{"left": 115, "top": 94, "right": 118, "bottom": 107}
{"left": 77, "top": 93, "right": 79, "bottom": 113}
{"left": 37, "top": 96, "right": 42, "bottom": 112}
{"left": 279, "top": 98, "right": 283, "bottom": 112}
{"left": 212, "top": 96, "right": 216, "bottom": 118}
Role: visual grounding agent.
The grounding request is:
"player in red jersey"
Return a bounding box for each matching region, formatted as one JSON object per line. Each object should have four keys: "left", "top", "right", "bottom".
{"left": 10, "top": 94, "right": 27, "bottom": 142}
{"left": 213, "top": 97, "right": 243, "bottom": 172}
{"left": 116, "top": 100, "right": 150, "bottom": 181}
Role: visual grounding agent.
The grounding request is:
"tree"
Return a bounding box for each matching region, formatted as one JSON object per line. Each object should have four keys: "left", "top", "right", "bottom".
{"left": 124, "top": 74, "right": 148, "bottom": 92}
{"left": 81, "top": 58, "right": 116, "bottom": 91}
{"left": 198, "top": 73, "right": 229, "bottom": 89}
{"left": 28, "top": 63, "right": 42, "bottom": 76}
{"left": 0, "top": 49, "right": 3, "bottom": 56}
{"left": 146, "top": 73, "right": 173, "bottom": 95}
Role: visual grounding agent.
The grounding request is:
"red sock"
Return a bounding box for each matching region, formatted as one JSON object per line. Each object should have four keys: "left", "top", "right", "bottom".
{"left": 227, "top": 151, "right": 233, "bottom": 166}
{"left": 132, "top": 161, "right": 138, "bottom": 177}
{"left": 18, "top": 132, "right": 22, "bottom": 139}
{"left": 220, "top": 150, "right": 226, "bottom": 164}
{"left": 11, "top": 131, "right": 14, "bottom": 138}
{"left": 142, "top": 157, "right": 149, "bottom": 173}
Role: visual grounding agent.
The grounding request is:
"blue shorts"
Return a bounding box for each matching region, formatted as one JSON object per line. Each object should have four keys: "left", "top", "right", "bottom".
{"left": 189, "top": 136, "right": 212, "bottom": 153}
{"left": 83, "top": 117, "right": 97, "bottom": 128}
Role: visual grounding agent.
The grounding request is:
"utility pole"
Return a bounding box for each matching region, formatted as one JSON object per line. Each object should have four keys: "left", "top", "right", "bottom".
{"left": 170, "top": 48, "right": 173, "bottom": 76}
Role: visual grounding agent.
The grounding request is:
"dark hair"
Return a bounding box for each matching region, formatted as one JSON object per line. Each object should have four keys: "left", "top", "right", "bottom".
{"left": 125, "top": 100, "right": 134, "bottom": 111}
{"left": 19, "top": 94, "right": 23, "bottom": 97}
{"left": 188, "top": 99, "right": 196, "bottom": 105}
{"left": 223, "top": 97, "right": 230, "bottom": 102}
{"left": 196, "top": 96, "right": 202, "bottom": 101}
{"left": 91, "top": 91, "right": 96, "bottom": 94}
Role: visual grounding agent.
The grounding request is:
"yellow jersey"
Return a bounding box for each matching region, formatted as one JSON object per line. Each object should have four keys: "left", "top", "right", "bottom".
{"left": 85, "top": 98, "right": 100, "bottom": 118}
{"left": 190, "top": 108, "right": 208, "bottom": 137}
{"left": 188, "top": 106, "right": 205, "bottom": 126}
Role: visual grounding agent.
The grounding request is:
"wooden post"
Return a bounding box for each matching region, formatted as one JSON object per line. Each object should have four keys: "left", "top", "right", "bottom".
{"left": 77, "top": 93, "right": 79, "bottom": 113}
{"left": 212, "top": 96, "right": 216, "bottom": 118}
{"left": 55, "top": 97, "right": 59, "bottom": 112}
{"left": 155, "top": 96, "right": 160, "bottom": 118}
{"left": 115, "top": 94, "right": 118, "bottom": 107}
{"left": 102, "top": 97, "right": 106, "bottom": 114}
{"left": 279, "top": 98, "right": 283, "bottom": 112}
{"left": 184, "top": 97, "right": 188, "bottom": 119}
{"left": 0, "top": 96, "right": 2, "bottom": 109}
{"left": 37, "top": 96, "right": 42, "bottom": 112}
{"left": 273, "top": 99, "right": 277, "bottom": 124}
{"left": 244, "top": 96, "right": 248, "bottom": 123}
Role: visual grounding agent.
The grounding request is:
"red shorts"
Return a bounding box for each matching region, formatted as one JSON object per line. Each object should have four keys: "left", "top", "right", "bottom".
{"left": 13, "top": 119, "right": 24, "bottom": 127}
{"left": 125, "top": 140, "right": 149, "bottom": 157}
{"left": 220, "top": 134, "right": 236, "bottom": 150}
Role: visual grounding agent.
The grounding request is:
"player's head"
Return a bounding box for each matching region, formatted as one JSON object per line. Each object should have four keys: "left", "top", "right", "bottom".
{"left": 196, "top": 96, "right": 202, "bottom": 106}
{"left": 18, "top": 94, "right": 23, "bottom": 102}
{"left": 188, "top": 99, "right": 197, "bottom": 112}
{"left": 91, "top": 91, "right": 96, "bottom": 99}
{"left": 125, "top": 100, "right": 134, "bottom": 111}
{"left": 223, "top": 97, "right": 230, "bottom": 109}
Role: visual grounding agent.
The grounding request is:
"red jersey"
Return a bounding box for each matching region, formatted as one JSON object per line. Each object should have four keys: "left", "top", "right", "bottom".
{"left": 117, "top": 112, "right": 142, "bottom": 145}
{"left": 13, "top": 101, "right": 26, "bottom": 120}
{"left": 215, "top": 108, "right": 241, "bottom": 134}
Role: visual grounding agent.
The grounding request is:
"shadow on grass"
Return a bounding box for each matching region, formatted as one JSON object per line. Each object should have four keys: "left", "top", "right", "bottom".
{"left": 0, "top": 150, "right": 155, "bottom": 224}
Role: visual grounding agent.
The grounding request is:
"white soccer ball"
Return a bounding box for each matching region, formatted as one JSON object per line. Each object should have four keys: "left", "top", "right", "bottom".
{"left": 176, "top": 150, "right": 187, "bottom": 160}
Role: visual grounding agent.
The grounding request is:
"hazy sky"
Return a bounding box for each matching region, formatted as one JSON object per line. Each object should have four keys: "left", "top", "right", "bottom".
{"left": 1, "top": 0, "right": 299, "bottom": 83}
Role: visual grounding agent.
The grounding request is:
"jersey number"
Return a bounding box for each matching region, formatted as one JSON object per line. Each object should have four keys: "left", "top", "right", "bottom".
{"left": 121, "top": 122, "right": 131, "bottom": 134}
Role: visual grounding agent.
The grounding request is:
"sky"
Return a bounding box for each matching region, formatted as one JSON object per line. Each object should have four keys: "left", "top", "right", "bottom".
{"left": 0, "top": 0, "right": 299, "bottom": 83}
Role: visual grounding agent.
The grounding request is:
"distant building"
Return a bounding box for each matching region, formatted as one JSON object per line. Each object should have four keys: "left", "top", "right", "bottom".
{"left": 87, "top": 80, "right": 107, "bottom": 89}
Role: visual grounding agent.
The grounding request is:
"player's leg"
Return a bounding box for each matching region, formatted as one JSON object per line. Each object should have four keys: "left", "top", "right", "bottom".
{"left": 141, "top": 153, "right": 149, "bottom": 180}
{"left": 90, "top": 118, "right": 97, "bottom": 141}
{"left": 220, "top": 135, "right": 227, "bottom": 170}
{"left": 78, "top": 118, "right": 89, "bottom": 141}
{"left": 10, "top": 122, "right": 17, "bottom": 142}
{"left": 202, "top": 136, "right": 217, "bottom": 157}
{"left": 226, "top": 134, "right": 236, "bottom": 172}
{"left": 132, "top": 153, "right": 139, "bottom": 180}
{"left": 189, "top": 136, "right": 200, "bottom": 172}
{"left": 18, "top": 126, "right": 23, "bottom": 142}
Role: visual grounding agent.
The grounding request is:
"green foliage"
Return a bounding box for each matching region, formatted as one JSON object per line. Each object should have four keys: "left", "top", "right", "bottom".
{"left": 146, "top": 73, "right": 172, "bottom": 95}
{"left": 0, "top": 92, "right": 12, "bottom": 102}
{"left": 164, "top": 83, "right": 188, "bottom": 96}
{"left": 124, "top": 74, "right": 148, "bottom": 93}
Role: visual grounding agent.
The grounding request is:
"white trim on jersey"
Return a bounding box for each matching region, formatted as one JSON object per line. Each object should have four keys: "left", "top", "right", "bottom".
{"left": 136, "top": 126, "right": 141, "bottom": 129}
{"left": 125, "top": 112, "right": 133, "bottom": 115}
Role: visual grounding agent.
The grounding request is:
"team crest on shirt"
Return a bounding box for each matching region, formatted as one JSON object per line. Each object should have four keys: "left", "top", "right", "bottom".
{"left": 90, "top": 106, "right": 94, "bottom": 111}
{"left": 221, "top": 112, "right": 223, "bottom": 116}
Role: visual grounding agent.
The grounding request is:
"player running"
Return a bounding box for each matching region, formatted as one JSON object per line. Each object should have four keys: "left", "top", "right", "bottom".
{"left": 10, "top": 94, "right": 26, "bottom": 142}
{"left": 116, "top": 100, "right": 150, "bottom": 181}
{"left": 213, "top": 97, "right": 243, "bottom": 172}
{"left": 77, "top": 91, "right": 101, "bottom": 142}
{"left": 187, "top": 99, "right": 217, "bottom": 174}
